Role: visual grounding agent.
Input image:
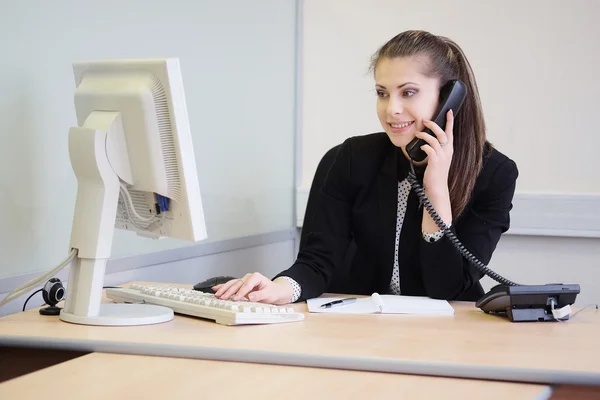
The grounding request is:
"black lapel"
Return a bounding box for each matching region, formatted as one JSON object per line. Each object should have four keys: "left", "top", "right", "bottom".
{"left": 376, "top": 145, "right": 399, "bottom": 292}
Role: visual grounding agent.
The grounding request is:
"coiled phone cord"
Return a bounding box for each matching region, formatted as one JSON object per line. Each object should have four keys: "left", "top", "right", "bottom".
{"left": 407, "top": 162, "right": 519, "bottom": 287}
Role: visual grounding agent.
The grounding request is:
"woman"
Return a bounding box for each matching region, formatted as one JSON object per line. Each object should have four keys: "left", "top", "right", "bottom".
{"left": 214, "top": 30, "right": 518, "bottom": 305}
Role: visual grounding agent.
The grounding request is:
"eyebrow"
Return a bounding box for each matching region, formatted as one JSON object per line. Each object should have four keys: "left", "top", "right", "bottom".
{"left": 375, "top": 82, "right": 419, "bottom": 89}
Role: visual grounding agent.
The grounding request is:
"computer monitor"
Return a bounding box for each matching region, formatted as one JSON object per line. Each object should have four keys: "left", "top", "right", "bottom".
{"left": 60, "top": 58, "right": 207, "bottom": 326}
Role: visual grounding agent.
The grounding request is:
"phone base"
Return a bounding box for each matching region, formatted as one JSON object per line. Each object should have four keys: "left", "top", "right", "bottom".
{"left": 475, "top": 283, "right": 580, "bottom": 322}
{"left": 505, "top": 307, "right": 567, "bottom": 322}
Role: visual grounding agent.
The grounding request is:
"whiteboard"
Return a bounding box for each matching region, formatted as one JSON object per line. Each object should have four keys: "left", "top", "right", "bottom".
{"left": 0, "top": 0, "right": 297, "bottom": 278}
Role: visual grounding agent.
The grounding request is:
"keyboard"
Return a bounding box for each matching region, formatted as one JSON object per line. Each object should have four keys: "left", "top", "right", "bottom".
{"left": 105, "top": 284, "right": 305, "bottom": 326}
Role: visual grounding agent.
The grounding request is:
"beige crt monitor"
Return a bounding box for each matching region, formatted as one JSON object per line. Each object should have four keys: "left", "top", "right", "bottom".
{"left": 61, "top": 58, "right": 207, "bottom": 326}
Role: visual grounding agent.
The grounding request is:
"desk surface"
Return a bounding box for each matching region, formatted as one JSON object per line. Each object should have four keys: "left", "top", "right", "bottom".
{"left": 0, "top": 352, "right": 549, "bottom": 399}
{"left": 1, "top": 282, "right": 599, "bottom": 381}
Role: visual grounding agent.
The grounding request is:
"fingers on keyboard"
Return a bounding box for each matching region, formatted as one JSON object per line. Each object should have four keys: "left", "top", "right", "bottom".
{"left": 235, "top": 273, "right": 271, "bottom": 301}
{"left": 215, "top": 279, "right": 239, "bottom": 298}
{"left": 234, "top": 281, "right": 260, "bottom": 301}
{"left": 224, "top": 282, "right": 246, "bottom": 300}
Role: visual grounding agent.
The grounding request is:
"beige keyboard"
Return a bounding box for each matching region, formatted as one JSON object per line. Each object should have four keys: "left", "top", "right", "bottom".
{"left": 105, "top": 284, "right": 304, "bottom": 326}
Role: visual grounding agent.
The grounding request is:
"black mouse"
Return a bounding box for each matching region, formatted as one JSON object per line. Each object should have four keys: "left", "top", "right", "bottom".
{"left": 193, "top": 276, "right": 237, "bottom": 294}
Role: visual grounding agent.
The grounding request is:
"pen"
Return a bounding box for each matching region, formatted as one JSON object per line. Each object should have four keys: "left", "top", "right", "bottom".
{"left": 320, "top": 298, "right": 357, "bottom": 308}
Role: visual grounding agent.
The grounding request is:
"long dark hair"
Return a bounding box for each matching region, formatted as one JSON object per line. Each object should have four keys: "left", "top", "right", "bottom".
{"left": 370, "top": 30, "right": 489, "bottom": 218}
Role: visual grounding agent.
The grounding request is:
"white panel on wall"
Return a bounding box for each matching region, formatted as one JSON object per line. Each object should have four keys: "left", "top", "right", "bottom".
{"left": 296, "top": 189, "right": 600, "bottom": 238}
{"left": 296, "top": 0, "right": 600, "bottom": 304}
{"left": 299, "top": 0, "right": 600, "bottom": 194}
{"left": 297, "top": 0, "right": 600, "bottom": 238}
{"left": 0, "top": 0, "right": 297, "bottom": 279}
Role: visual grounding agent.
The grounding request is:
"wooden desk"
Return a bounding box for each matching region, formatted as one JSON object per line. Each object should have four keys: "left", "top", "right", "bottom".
{"left": 1, "top": 282, "right": 599, "bottom": 385}
{"left": 0, "top": 352, "right": 549, "bottom": 399}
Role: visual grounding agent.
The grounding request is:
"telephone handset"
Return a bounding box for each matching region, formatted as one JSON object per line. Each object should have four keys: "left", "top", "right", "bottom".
{"left": 405, "top": 79, "right": 467, "bottom": 162}
{"left": 405, "top": 80, "right": 580, "bottom": 322}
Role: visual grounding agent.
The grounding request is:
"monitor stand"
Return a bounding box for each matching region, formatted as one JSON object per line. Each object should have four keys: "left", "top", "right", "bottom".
{"left": 59, "top": 112, "right": 173, "bottom": 326}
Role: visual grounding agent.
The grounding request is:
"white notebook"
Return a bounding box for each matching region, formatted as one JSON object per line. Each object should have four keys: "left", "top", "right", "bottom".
{"left": 306, "top": 293, "right": 454, "bottom": 316}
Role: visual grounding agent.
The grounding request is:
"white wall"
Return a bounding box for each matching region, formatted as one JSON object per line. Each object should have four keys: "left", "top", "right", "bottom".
{"left": 299, "top": 0, "right": 600, "bottom": 193}
{"left": 0, "top": 1, "right": 297, "bottom": 279}
{"left": 298, "top": 0, "right": 600, "bottom": 305}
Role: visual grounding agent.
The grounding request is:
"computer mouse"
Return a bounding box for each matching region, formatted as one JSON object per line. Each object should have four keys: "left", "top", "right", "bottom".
{"left": 193, "top": 276, "right": 237, "bottom": 294}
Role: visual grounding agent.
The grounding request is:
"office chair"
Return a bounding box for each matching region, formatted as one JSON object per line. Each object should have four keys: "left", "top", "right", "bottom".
{"left": 299, "top": 144, "right": 356, "bottom": 293}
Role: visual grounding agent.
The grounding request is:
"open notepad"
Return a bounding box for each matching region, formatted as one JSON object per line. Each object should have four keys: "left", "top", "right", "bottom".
{"left": 306, "top": 293, "right": 454, "bottom": 316}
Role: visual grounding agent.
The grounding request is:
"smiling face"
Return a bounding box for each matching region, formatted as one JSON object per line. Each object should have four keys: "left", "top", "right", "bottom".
{"left": 375, "top": 57, "right": 441, "bottom": 149}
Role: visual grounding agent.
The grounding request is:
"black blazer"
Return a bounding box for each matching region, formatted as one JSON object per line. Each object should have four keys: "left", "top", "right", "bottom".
{"left": 276, "top": 132, "right": 519, "bottom": 302}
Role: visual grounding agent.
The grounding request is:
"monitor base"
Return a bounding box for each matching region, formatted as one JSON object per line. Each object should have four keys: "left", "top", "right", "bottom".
{"left": 59, "top": 303, "right": 173, "bottom": 326}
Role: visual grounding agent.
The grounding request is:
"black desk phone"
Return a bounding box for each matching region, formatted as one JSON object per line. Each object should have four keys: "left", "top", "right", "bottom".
{"left": 405, "top": 79, "right": 580, "bottom": 322}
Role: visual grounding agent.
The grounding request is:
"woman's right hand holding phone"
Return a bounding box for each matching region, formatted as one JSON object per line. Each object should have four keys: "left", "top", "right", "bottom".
{"left": 213, "top": 272, "right": 294, "bottom": 305}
